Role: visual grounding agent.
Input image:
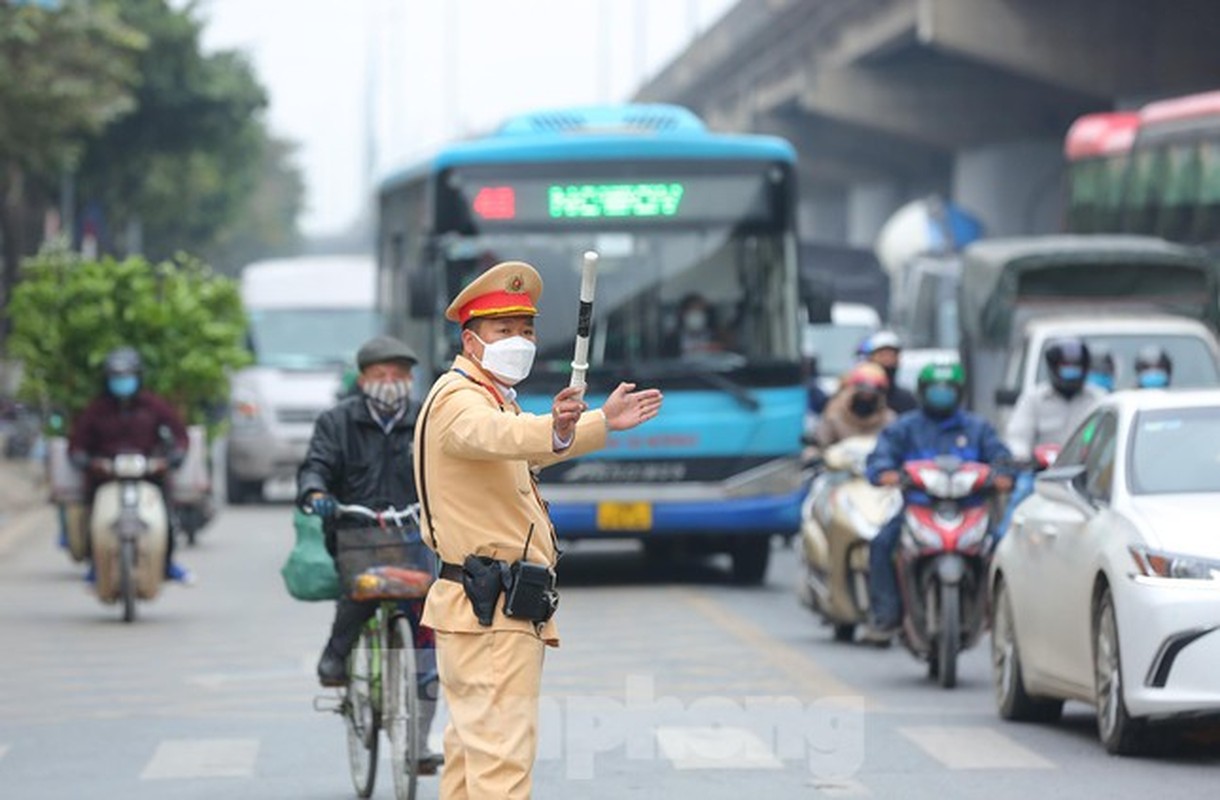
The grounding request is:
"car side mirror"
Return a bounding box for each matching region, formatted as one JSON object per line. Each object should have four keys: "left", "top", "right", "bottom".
{"left": 995, "top": 387, "right": 1021, "bottom": 407}
{"left": 1033, "top": 443, "right": 1061, "bottom": 470}
{"left": 1034, "top": 463, "right": 1087, "bottom": 507}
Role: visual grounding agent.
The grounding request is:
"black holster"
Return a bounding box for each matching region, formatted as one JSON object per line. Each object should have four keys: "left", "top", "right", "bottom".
{"left": 461, "top": 555, "right": 510, "bottom": 627}
{"left": 503, "top": 560, "right": 559, "bottom": 624}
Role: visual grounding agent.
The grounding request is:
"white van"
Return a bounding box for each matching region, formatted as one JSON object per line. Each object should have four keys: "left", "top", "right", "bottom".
{"left": 225, "top": 255, "right": 379, "bottom": 503}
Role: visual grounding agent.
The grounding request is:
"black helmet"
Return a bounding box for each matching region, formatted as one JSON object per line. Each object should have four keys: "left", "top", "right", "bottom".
{"left": 103, "top": 347, "right": 142, "bottom": 377}
{"left": 1044, "top": 338, "right": 1090, "bottom": 397}
{"left": 1135, "top": 346, "right": 1173, "bottom": 388}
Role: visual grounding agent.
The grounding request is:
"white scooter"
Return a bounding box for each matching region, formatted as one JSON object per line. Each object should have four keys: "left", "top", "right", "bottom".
{"left": 798, "top": 436, "right": 902, "bottom": 642}
{"left": 89, "top": 453, "right": 170, "bottom": 622}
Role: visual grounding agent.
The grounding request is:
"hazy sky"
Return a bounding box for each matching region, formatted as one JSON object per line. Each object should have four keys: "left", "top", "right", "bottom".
{"left": 197, "top": 0, "right": 736, "bottom": 236}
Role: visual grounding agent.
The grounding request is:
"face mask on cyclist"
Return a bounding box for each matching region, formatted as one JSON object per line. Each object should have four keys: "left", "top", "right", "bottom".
{"left": 922, "top": 384, "right": 959, "bottom": 415}
{"left": 1137, "top": 369, "right": 1170, "bottom": 389}
{"left": 107, "top": 375, "right": 139, "bottom": 398}
{"left": 474, "top": 333, "right": 536, "bottom": 386}
{"left": 363, "top": 379, "right": 410, "bottom": 416}
{"left": 1086, "top": 371, "right": 1114, "bottom": 392}
{"left": 849, "top": 391, "right": 881, "bottom": 418}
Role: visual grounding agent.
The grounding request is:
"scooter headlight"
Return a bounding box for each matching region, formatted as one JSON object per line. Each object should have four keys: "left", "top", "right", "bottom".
{"left": 956, "top": 514, "right": 991, "bottom": 551}
{"left": 904, "top": 514, "right": 943, "bottom": 549}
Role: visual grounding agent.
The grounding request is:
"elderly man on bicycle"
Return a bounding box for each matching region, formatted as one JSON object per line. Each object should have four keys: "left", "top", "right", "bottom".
{"left": 297, "top": 334, "right": 442, "bottom": 774}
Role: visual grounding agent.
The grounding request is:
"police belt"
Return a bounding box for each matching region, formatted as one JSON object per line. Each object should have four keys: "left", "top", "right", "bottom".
{"left": 439, "top": 561, "right": 464, "bottom": 582}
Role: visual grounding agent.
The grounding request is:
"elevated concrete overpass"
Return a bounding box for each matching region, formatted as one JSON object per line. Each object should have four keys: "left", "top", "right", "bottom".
{"left": 638, "top": 0, "right": 1220, "bottom": 245}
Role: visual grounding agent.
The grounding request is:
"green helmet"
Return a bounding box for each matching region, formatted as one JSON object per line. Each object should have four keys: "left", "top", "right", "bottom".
{"left": 916, "top": 361, "right": 965, "bottom": 416}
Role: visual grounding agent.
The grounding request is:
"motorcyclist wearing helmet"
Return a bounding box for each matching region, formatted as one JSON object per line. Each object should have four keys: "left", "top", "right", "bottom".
{"left": 813, "top": 362, "right": 896, "bottom": 449}
{"left": 1005, "top": 338, "right": 1106, "bottom": 463}
{"left": 68, "top": 347, "right": 193, "bottom": 583}
{"left": 863, "top": 361, "right": 1013, "bottom": 642}
{"left": 1085, "top": 346, "right": 1116, "bottom": 393}
{"left": 858, "top": 330, "right": 919, "bottom": 414}
{"left": 1134, "top": 346, "right": 1173, "bottom": 389}
{"left": 998, "top": 338, "right": 1105, "bottom": 540}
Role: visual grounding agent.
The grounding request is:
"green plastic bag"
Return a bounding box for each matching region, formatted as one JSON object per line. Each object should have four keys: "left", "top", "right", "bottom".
{"left": 281, "top": 508, "right": 341, "bottom": 601}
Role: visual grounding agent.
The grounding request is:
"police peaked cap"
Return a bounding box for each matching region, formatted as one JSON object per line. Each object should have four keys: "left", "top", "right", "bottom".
{"left": 356, "top": 336, "right": 419, "bottom": 370}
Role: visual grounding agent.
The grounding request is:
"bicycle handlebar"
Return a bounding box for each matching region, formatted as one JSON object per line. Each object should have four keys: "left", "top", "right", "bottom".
{"left": 306, "top": 502, "right": 421, "bottom": 528}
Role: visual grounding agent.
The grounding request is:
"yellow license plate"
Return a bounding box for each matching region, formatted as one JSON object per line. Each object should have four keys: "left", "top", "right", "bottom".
{"left": 596, "top": 502, "right": 653, "bottom": 531}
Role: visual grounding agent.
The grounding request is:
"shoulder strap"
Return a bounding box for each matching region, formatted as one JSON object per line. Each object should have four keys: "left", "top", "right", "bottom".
{"left": 416, "top": 374, "right": 460, "bottom": 550}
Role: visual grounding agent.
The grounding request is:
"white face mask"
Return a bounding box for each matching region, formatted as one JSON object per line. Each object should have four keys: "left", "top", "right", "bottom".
{"left": 474, "top": 333, "right": 536, "bottom": 386}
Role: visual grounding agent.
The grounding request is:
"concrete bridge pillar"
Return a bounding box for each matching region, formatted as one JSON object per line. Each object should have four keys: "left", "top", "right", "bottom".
{"left": 847, "top": 181, "right": 905, "bottom": 248}
{"left": 951, "top": 139, "right": 1064, "bottom": 237}
{"left": 800, "top": 185, "right": 849, "bottom": 242}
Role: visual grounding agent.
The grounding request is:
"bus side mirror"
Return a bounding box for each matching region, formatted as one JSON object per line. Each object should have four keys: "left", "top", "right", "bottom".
{"left": 407, "top": 270, "right": 436, "bottom": 319}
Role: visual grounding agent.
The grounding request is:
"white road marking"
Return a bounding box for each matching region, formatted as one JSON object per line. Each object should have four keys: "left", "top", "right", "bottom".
{"left": 656, "top": 726, "right": 783, "bottom": 770}
{"left": 810, "top": 777, "right": 872, "bottom": 796}
{"left": 140, "top": 739, "right": 260, "bottom": 780}
{"left": 0, "top": 744, "right": 9, "bottom": 762}
{"left": 899, "top": 726, "right": 1055, "bottom": 770}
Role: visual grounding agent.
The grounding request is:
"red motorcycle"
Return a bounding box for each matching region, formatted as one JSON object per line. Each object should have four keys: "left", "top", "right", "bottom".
{"left": 896, "top": 456, "right": 997, "bottom": 688}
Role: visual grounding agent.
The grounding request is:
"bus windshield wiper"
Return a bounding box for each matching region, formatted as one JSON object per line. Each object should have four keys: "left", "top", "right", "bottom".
{"left": 633, "top": 359, "right": 761, "bottom": 412}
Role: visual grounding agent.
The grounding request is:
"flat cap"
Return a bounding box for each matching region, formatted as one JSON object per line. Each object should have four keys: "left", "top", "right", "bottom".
{"left": 356, "top": 335, "right": 419, "bottom": 370}
{"left": 445, "top": 261, "right": 542, "bottom": 324}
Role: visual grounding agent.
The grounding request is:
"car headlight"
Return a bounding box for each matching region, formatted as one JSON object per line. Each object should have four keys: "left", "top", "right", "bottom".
{"left": 1129, "top": 546, "right": 1220, "bottom": 581}
{"left": 231, "top": 398, "right": 263, "bottom": 427}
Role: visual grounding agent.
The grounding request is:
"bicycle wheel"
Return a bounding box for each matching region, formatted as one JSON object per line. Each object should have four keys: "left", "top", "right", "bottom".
{"left": 345, "top": 628, "right": 379, "bottom": 798}
{"left": 386, "top": 615, "right": 421, "bottom": 800}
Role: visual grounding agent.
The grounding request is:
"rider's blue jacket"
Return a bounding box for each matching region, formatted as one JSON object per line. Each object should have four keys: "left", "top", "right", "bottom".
{"left": 867, "top": 409, "right": 1013, "bottom": 504}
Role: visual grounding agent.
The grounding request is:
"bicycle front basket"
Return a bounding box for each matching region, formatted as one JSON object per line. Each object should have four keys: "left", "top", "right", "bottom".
{"left": 335, "top": 526, "right": 434, "bottom": 598}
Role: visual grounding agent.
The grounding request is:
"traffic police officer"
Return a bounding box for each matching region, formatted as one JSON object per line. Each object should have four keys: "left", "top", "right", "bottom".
{"left": 413, "top": 260, "right": 662, "bottom": 799}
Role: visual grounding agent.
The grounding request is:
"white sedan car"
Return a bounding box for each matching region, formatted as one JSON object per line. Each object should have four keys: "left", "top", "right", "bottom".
{"left": 990, "top": 389, "right": 1220, "bottom": 755}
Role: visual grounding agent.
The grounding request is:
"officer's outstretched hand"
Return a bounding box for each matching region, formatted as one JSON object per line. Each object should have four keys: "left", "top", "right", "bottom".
{"left": 551, "top": 386, "right": 589, "bottom": 442}
{"left": 601, "top": 382, "right": 664, "bottom": 432}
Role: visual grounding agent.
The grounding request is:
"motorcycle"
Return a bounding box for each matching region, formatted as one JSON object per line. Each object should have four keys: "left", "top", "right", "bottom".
{"left": 89, "top": 453, "right": 170, "bottom": 622}
{"left": 895, "top": 456, "right": 998, "bottom": 688}
{"left": 798, "top": 436, "right": 902, "bottom": 642}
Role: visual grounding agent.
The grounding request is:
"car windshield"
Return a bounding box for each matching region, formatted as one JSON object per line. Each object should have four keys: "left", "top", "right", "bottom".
{"left": 1128, "top": 406, "right": 1220, "bottom": 494}
{"left": 803, "top": 323, "right": 873, "bottom": 377}
{"left": 248, "top": 309, "right": 382, "bottom": 370}
{"left": 1035, "top": 333, "right": 1220, "bottom": 388}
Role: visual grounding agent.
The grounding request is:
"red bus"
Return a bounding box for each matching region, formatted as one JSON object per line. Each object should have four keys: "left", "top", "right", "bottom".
{"left": 1063, "top": 111, "right": 1138, "bottom": 234}
{"left": 1064, "top": 90, "right": 1220, "bottom": 245}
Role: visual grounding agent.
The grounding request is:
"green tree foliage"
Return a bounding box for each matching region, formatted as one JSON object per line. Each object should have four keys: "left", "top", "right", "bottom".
{"left": 75, "top": 0, "right": 303, "bottom": 269}
{"left": 7, "top": 246, "right": 251, "bottom": 435}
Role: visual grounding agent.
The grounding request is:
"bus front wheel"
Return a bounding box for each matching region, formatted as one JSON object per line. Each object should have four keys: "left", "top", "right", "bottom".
{"left": 730, "top": 537, "right": 771, "bottom": 585}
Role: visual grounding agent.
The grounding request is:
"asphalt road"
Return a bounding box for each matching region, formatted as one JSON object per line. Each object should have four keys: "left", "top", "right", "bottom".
{"left": 1, "top": 501, "right": 1218, "bottom": 799}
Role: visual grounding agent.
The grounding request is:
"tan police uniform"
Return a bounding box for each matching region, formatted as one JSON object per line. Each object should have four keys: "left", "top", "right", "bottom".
{"left": 414, "top": 261, "right": 608, "bottom": 800}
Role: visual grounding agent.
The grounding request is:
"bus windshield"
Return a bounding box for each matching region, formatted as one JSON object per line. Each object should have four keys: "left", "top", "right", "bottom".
{"left": 440, "top": 227, "right": 795, "bottom": 383}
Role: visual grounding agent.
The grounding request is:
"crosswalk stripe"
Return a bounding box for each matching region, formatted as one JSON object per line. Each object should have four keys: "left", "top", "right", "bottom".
{"left": 656, "top": 726, "right": 784, "bottom": 770}
{"left": 139, "top": 739, "right": 260, "bottom": 780}
{"left": 811, "top": 777, "right": 872, "bottom": 796}
{"left": 899, "top": 726, "right": 1055, "bottom": 770}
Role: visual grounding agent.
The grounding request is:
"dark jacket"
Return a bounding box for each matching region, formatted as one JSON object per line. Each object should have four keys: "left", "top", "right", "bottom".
{"left": 886, "top": 385, "right": 920, "bottom": 415}
{"left": 866, "top": 409, "right": 1012, "bottom": 506}
{"left": 296, "top": 396, "right": 419, "bottom": 549}
{"left": 69, "top": 390, "right": 188, "bottom": 464}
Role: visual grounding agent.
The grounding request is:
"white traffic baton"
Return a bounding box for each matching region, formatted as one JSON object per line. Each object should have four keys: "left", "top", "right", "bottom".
{"left": 569, "top": 250, "right": 599, "bottom": 390}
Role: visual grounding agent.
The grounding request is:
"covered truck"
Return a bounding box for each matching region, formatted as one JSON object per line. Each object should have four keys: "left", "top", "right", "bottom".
{"left": 957, "top": 235, "right": 1220, "bottom": 422}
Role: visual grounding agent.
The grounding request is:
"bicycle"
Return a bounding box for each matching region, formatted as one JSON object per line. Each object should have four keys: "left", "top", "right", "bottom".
{"left": 312, "top": 503, "right": 435, "bottom": 800}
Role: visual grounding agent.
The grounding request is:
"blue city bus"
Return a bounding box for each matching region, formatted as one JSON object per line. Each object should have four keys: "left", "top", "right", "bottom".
{"left": 376, "top": 104, "right": 805, "bottom": 583}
